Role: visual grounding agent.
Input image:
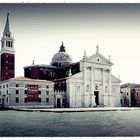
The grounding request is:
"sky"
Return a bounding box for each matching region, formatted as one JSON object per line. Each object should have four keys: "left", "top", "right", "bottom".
{"left": 0, "top": 3, "right": 140, "bottom": 84}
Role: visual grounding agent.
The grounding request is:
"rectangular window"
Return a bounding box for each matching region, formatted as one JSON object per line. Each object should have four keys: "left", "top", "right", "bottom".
{"left": 39, "top": 98, "right": 41, "bottom": 102}
{"left": 25, "top": 90, "right": 27, "bottom": 94}
{"left": 46, "top": 85, "right": 49, "bottom": 89}
{"left": 3, "top": 85, "right": 5, "bottom": 88}
{"left": 15, "top": 97, "right": 19, "bottom": 103}
{"left": 16, "top": 90, "right": 19, "bottom": 94}
{"left": 24, "top": 97, "right": 27, "bottom": 103}
{"left": 38, "top": 91, "right": 41, "bottom": 94}
{"left": 7, "top": 90, "right": 8, "bottom": 94}
{"left": 16, "top": 84, "right": 19, "bottom": 87}
{"left": 7, "top": 84, "right": 8, "bottom": 87}
{"left": 46, "top": 98, "right": 49, "bottom": 102}
{"left": 11, "top": 42, "right": 13, "bottom": 47}
{"left": 8, "top": 41, "right": 10, "bottom": 47}
{"left": 46, "top": 91, "right": 49, "bottom": 95}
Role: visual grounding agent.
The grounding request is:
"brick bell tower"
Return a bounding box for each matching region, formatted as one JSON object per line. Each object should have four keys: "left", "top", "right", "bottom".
{"left": 0, "top": 13, "right": 15, "bottom": 81}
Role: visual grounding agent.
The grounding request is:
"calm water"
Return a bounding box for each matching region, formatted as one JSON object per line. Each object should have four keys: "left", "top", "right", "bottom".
{"left": 0, "top": 110, "right": 140, "bottom": 137}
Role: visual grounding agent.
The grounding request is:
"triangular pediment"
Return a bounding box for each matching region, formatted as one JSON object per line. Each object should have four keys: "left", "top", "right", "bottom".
{"left": 85, "top": 53, "right": 113, "bottom": 66}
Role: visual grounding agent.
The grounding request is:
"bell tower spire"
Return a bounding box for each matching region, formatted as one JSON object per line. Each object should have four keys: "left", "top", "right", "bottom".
{"left": 4, "top": 13, "right": 10, "bottom": 33}
{"left": 0, "top": 13, "right": 15, "bottom": 81}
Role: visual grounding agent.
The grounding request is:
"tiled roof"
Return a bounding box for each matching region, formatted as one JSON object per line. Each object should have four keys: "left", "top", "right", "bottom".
{"left": 10, "top": 76, "right": 52, "bottom": 83}
{"left": 24, "top": 64, "right": 58, "bottom": 69}
{"left": 121, "top": 83, "right": 140, "bottom": 88}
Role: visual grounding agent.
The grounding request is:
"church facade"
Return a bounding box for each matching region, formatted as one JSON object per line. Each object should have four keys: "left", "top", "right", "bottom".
{"left": 0, "top": 13, "right": 121, "bottom": 108}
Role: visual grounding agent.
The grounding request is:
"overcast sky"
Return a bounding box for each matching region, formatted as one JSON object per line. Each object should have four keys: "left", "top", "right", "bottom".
{"left": 0, "top": 3, "right": 140, "bottom": 84}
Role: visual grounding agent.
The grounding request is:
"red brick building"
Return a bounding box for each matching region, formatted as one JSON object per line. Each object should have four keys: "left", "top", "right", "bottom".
{"left": 24, "top": 43, "right": 80, "bottom": 92}
{"left": 0, "top": 13, "right": 15, "bottom": 81}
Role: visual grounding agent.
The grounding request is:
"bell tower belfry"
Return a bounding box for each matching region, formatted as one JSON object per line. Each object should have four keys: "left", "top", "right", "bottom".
{"left": 0, "top": 13, "right": 15, "bottom": 81}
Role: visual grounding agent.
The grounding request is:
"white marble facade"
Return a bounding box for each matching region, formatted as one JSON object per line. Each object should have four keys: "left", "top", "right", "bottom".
{"left": 66, "top": 47, "right": 121, "bottom": 107}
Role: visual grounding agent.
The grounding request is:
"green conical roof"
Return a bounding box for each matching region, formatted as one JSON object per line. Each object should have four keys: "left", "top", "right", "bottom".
{"left": 4, "top": 13, "right": 10, "bottom": 33}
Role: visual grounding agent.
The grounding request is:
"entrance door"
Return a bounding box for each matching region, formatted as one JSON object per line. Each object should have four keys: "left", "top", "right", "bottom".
{"left": 57, "top": 98, "right": 61, "bottom": 108}
{"left": 94, "top": 91, "right": 99, "bottom": 105}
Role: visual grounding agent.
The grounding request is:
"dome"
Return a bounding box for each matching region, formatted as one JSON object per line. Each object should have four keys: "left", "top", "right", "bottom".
{"left": 51, "top": 42, "right": 72, "bottom": 67}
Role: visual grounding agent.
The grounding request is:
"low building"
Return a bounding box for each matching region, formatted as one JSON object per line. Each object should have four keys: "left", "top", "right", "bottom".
{"left": 0, "top": 76, "right": 55, "bottom": 108}
{"left": 121, "top": 83, "right": 140, "bottom": 107}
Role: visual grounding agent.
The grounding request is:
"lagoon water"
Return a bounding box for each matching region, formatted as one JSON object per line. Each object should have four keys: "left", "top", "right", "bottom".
{"left": 0, "top": 110, "right": 140, "bottom": 137}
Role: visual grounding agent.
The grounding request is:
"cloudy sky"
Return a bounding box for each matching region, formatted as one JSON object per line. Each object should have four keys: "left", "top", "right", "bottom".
{"left": 0, "top": 3, "right": 140, "bottom": 84}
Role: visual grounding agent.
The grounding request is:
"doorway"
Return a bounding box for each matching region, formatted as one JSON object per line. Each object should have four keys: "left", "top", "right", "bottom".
{"left": 94, "top": 91, "right": 99, "bottom": 105}
{"left": 57, "top": 98, "right": 61, "bottom": 108}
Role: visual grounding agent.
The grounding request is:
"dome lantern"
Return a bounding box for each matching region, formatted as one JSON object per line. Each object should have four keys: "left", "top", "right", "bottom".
{"left": 51, "top": 42, "right": 72, "bottom": 67}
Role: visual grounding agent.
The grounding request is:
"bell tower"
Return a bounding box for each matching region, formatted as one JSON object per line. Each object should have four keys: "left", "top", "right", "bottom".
{"left": 0, "top": 13, "right": 15, "bottom": 81}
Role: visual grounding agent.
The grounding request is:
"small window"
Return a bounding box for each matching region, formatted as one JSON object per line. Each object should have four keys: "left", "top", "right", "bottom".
{"left": 8, "top": 41, "right": 10, "bottom": 47}
{"left": 46, "top": 91, "right": 49, "bottom": 95}
{"left": 3, "top": 85, "right": 5, "bottom": 88}
{"left": 46, "top": 85, "right": 49, "bottom": 89}
{"left": 86, "top": 85, "right": 89, "bottom": 92}
{"left": 7, "top": 90, "right": 8, "bottom": 94}
{"left": 11, "top": 42, "right": 13, "bottom": 47}
{"left": 16, "top": 90, "right": 19, "bottom": 94}
{"left": 7, "top": 84, "right": 8, "bottom": 87}
{"left": 39, "top": 98, "right": 41, "bottom": 102}
{"left": 46, "top": 98, "right": 49, "bottom": 102}
{"left": 24, "top": 97, "right": 27, "bottom": 103}
{"left": 25, "top": 90, "right": 27, "bottom": 94}
{"left": 15, "top": 97, "right": 19, "bottom": 103}
{"left": 98, "top": 59, "right": 99, "bottom": 61}
{"left": 127, "top": 92, "right": 128, "bottom": 96}
{"left": 95, "top": 86, "right": 98, "bottom": 90}
{"left": 121, "top": 99, "right": 123, "bottom": 105}
{"left": 16, "top": 84, "right": 19, "bottom": 87}
{"left": 105, "top": 86, "right": 107, "bottom": 93}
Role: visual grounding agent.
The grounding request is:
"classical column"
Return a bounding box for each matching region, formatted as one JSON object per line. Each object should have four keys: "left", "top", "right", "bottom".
{"left": 91, "top": 67, "right": 94, "bottom": 93}
{"left": 84, "top": 63, "right": 87, "bottom": 94}
{"left": 91, "top": 67, "right": 96, "bottom": 106}
{"left": 83, "top": 61, "right": 87, "bottom": 107}
{"left": 108, "top": 69, "right": 112, "bottom": 106}
{"left": 102, "top": 68, "right": 105, "bottom": 94}
{"left": 128, "top": 86, "right": 131, "bottom": 106}
{"left": 102, "top": 68, "right": 106, "bottom": 105}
